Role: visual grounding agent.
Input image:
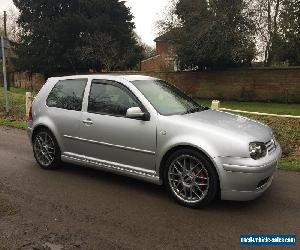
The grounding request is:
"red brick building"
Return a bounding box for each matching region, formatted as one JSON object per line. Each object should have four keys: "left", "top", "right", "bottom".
{"left": 141, "top": 30, "right": 179, "bottom": 72}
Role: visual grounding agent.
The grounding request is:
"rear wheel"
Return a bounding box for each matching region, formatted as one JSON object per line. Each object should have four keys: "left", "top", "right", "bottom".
{"left": 164, "top": 149, "right": 218, "bottom": 208}
{"left": 33, "top": 128, "right": 61, "bottom": 170}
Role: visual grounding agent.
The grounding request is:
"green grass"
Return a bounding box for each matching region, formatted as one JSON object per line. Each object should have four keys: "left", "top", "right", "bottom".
{"left": 0, "top": 118, "right": 27, "bottom": 129}
{"left": 0, "top": 87, "right": 28, "bottom": 129}
{"left": 0, "top": 87, "right": 27, "bottom": 118}
{"left": 198, "top": 99, "right": 300, "bottom": 116}
{"left": 279, "top": 158, "right": 300, "bottom": 172}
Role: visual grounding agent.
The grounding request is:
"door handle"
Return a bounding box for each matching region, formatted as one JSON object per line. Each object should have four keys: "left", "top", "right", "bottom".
{"left": 82, "top": 119, "right": 93, "bottom": 125}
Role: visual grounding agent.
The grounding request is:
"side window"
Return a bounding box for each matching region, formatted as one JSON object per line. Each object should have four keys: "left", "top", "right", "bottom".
{"left": 88, "top": 81, "right": 139, "bottom": 117}
{"left": 46, "top": 79, "right": 87, "bottom": 111}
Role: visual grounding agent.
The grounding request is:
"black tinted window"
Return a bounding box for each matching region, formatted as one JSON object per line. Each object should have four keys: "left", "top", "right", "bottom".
{"left": 88, "top": 81, "right": 139, "bottom": 116}
{"left": 46, "top": 79, "right": 87, "bottom": 111}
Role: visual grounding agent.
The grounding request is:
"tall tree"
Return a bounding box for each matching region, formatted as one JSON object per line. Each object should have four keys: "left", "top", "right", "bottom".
{"left": 250, "top": 0, "right": 282, "bottom": 65}
{"left": 13, "top": 0, "right": 142, "bottom": 76}
{"left": 175, "top": 0, "right": 256, "bottom": 70}
{"left": 278, "top": 0, "right": 300, "bottom": 65}
{"left": 156, "top": 0, "right": 181, "bottom": 36}
{"left": 134, "top": 32, "right": 156, "bottom": 60}
{"left": 0, "top": 7, "right": 20, "bottom": 42}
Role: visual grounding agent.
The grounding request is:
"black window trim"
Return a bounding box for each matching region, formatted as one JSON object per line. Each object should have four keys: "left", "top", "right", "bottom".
{"left": 87, "top": 79, "right": 150, "bottom": 120}
{"left": 46, "top": 78, "right": 88, "bottom": 112}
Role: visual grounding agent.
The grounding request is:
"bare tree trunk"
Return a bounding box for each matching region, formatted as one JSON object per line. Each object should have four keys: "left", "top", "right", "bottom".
{"left": 265, "top": 0, "right": 272, "bottom": 65}
{"left": 273, "top": 0, "right": 280, "bottom": 33}
{"left": 269, "top": 0, "right": 281, "bottom": 63}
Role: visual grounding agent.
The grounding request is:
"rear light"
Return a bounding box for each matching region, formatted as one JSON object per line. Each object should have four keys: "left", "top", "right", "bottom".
{"left": 28, "top": 106, "right": 33, "bottom": 121}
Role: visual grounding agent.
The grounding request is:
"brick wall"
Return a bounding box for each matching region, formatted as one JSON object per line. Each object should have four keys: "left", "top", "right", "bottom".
{"left": 141, "top": 55, "right": 162, "bottom": 72}
{"left": 8, "top": 68, "right": 300, "bottom": 103}
{"left": 141, "top": 68, "right": 300, "bottom": 103}
{"left": 156, "top": 41, "right": 166, "bottom": 56}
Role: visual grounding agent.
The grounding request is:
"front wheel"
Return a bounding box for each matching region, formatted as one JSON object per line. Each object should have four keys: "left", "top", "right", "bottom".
{"left": 33, "top": 128, "right": 61, "bottom": 170}
{"left": 164, "top": 149, "right": 218, "bottom": 208}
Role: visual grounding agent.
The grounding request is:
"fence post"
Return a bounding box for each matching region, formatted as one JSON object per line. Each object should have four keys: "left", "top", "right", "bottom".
{"left": 211, "top": 100, "right": 220, "bottom": 110}
{"left": 26, "top": 92, "right": 32, "bottom": 118}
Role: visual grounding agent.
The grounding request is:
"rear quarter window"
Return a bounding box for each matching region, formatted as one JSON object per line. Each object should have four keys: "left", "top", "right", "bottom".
{"left": 46, "top": 79, "right": 87, "bottom": 111}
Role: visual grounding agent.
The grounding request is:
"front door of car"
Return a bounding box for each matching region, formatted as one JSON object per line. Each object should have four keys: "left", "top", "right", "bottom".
{"left": 79, "top": 79, "right": 157, "bottom": 171}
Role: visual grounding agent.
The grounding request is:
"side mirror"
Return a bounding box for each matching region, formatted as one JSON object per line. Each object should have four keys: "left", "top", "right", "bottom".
{"left": 126, "top": 107, "right": 149, "bottom": 121}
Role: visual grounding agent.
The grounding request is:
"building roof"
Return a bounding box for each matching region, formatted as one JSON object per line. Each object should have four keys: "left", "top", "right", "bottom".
{"left": 154, "top": 28, "right": 181, "bottom": 42}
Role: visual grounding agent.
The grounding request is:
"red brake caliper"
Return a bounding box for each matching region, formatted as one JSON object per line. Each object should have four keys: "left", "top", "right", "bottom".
{"left": 196, "top": 169, "right": 206, "bottom": 191}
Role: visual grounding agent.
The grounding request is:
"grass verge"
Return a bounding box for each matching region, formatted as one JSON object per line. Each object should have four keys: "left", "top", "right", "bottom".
{"left": 0, "top": 118, "right": 27, "bottom": 129}
{"left": 198, "top": 99, "right": 300, "bottom": 116}
{"left": 0, "top": 87, "right": 27, "bottom": 117}
{"left": 279, "top": 158, "right": 300, "bottom": 172}
{"left": 0, "top": 87, "right": 28, "bottom": 130}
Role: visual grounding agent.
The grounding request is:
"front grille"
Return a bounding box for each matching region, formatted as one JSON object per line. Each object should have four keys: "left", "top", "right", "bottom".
{"left": 265, "top": 139, "right": 276, "bottom": 154}
{"left": 257, "top": 176, "right": 270, "bottom": 188}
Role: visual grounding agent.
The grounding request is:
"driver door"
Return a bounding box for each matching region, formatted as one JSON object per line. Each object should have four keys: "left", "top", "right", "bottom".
{"left": 79, "top": 79, "right": 157, "bottom": 171}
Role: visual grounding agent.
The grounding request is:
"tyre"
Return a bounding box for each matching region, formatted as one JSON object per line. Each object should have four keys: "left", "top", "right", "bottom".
{"left": 163, "top": 149, "right": 218, "bottom": 208}
{"left": 32, "top": 128, "right": 61, "bottom": 170}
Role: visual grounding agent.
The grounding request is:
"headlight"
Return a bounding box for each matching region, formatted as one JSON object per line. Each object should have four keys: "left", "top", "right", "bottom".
{"left": 249, "top": 142, "right": 267, "bottom": 160}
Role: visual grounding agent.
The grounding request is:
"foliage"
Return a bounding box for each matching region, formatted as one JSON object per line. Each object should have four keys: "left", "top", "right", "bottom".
{"left": 157, "top": 0, "right": 300, "bottom": 67}
{"left": 174, "top": 0, "right": 256, "bottom": 70}
{"left": 133, "top": 32, "right": 156, "bottom": 61}
{"left": 277, "top": 0, "right": 300, "bottom": 65}
{"left": 279, "top": 158, "right": 300, "bottom": 172}
{"left": 249, "top": 0, "right": 300, "bottom": 66}
{"left": 156, "top": 0, "right": 181, "bottom": 36}
{"left": 141, "top": 44, "right": 156, "bottom": 60}
{"left": 197, "top": 99, "right": 300, "bottom": 116}
{"left": 0, "top": 118, "right": 27, "bottom": 129}
{"left": 0, "top": 6, "right": 20, "bottom": 42}
{"left": 249, "top": 0, "right": 282, "bottom": 64}
{"left": 0, "top": 87, "right": 26, "bottom": 118}
{"left": 12, "top": 0, "right": 143, "bottom": 76}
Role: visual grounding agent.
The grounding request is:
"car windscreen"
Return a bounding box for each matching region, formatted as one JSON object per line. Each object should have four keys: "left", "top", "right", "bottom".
{"left": 131, "top": 80, "right": 206, "bottom": 115}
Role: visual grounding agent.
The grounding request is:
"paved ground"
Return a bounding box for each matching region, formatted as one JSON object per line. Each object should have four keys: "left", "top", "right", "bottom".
{"left": 0, "top": 126, "right": 299, "bottom": 249}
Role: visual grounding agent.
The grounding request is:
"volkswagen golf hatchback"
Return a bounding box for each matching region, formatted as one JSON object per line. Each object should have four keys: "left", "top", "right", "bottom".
{"left": 28, "top": 75, "right": 282, "bottom": 207}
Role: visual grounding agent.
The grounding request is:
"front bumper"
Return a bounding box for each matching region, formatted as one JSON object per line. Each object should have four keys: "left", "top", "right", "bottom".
{"left": 215, "top": 144, "right": 282, "bottom": 201}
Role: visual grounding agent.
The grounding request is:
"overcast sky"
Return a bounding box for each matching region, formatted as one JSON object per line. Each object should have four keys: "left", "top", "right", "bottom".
{"left": 0, "top": 0, "right": 169, "bottom": 46}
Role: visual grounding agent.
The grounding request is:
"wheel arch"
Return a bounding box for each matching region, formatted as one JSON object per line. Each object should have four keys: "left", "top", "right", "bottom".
{"left": 32, "top": 124, "right": 53, "bottom": 141}
{"left": 159, "top": 145, "right": 220, "bottom": 189}
{"left": 31, "top": 123, "right": 63, "bottom": 153}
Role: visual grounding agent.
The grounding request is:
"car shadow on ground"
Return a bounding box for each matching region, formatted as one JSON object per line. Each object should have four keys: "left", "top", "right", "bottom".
{"left": 53, "top": 162, "right": 268, "bottom": 212}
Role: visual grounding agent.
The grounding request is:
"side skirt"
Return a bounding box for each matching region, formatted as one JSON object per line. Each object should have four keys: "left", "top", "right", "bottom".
{"left": 61, "top": 152, "right": 162, "bottom": 185}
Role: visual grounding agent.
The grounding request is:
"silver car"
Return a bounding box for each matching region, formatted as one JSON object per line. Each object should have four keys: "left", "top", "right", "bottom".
{"left": 27, "top": 75, "right": 282, "bottom": 207}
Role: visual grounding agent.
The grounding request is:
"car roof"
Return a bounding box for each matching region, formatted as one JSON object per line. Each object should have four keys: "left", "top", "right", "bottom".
{"left": 48, "top": 74, "right": 158, "bottom": 82}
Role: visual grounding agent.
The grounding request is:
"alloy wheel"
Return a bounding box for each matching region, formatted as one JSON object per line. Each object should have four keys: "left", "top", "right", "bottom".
{"left": 33, "top": 132, "right": 56, "bottom": 167}
{"left": 168, "top": 154, "right": 210, "bottom": 204}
